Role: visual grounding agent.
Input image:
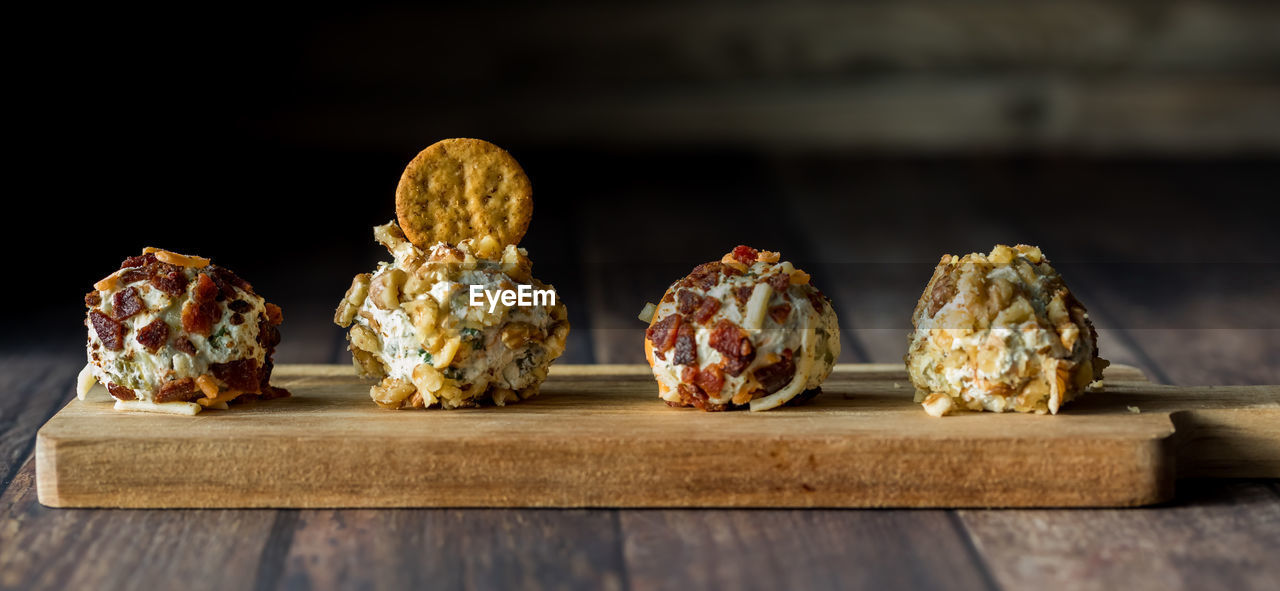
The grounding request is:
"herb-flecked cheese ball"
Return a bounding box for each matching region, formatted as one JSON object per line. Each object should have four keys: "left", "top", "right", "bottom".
{"left": 335, "top": 222, "right": 570, "bottom": 409}
{"left": 81, "top": 248, "right": 289, "bottom": 415}
{"left": 642, "top": 246, "right": 840, "bottom": 411}
{"left": 906, "top": 244, "right": 1108, "bottom": 417}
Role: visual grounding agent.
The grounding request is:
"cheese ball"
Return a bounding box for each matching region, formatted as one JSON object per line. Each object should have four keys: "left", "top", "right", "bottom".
{"left": 335, "top": 222, "right": 570, "bottom": 409}
{"left": 81, "top": 248, "right": 289, "bottom": 415}
{"left": 906, "top": 244, "right": 1108, "bottom": 417}
{"left": 642, "top": 246, "right": 840, "bottom": 411}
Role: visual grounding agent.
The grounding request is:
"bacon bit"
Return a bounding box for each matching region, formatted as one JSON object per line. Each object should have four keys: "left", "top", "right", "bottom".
{"left": 227, "top": 299, "right": 252, "bottom": 313}
{"left": 254, "top": 316, "right": 282, "bottom": 394}
{"left": 210, "top": 266, "right": 252, "bottom": 291}
{"left": 205, "top": 266, "right": 251, "bottom": 300}
{"left": 135, "top": 319, "right": 169, "bottom": 353}
{"left": 733, "top": 286, "right": 754, "bottom": 306}
{"left": 789, "top": 269, "right": 811, "bottom": 285}
{"left": 709, "top": 319, "right": 755, "bottom": 376}
{"left": 155, "top": 377, "right": 200, "bottom": 403}
{"left": 673, "top": 323, "right": 698, "bottom": 366}
{"left": 677, "top": 383, "right": 704, "bottom": 405}
{"left": 675, "top": 383, "right": 728, "bottom": 411}
{"left": 708, "top": 319, "right": 743, "bottom": 355}
{"left": 121, "top": 253, "right": 156, "bottom": 269}
{"left": 264, "top": 302, "right": 283, "bottom": 325}
{"left": 181, "top": 273, "right": 222, "bottom": 336}
{"left": 89, "top": 310, "right": 125, "bottom": 350}
{"left": 681, "top": 262, "right": 725, "bottom": 291}
{"left": 753, "top": 349, "right": 796, "bottom": 394}
{"left": 806, "top": 290, "right": 828, "bottom": 313}
{"left": 731, "top": 245, "right": 758, "bottom": 265}
{"left": 676, "top": 290, "right": 703, "bottom": 315}
{"left": 768, "top": 304, "right": 792, "bottom": 325}
{"left": 680, "top": 365, "right": 698, "bottom": 384}
{"left": 84, "top": 291, "right": 102, "bottom": 307}
{"left": 767, "top": 272, "right": 790, "bottom": 294}
{"left": 257, "top": 315, "right": 281, "bottom": 352}
{"left": 196, "top": 375, "right": 220, "bottom": 399}
{"left": 694, "top": 364, "right": 725, "bottom": 397}
{"left": 151, "top": 265, "right": 189, "bottom": 296}
{"left": 211, "top": 359, "right": 262, "bottom": 392}
{"left": 106, "top": 382, "right": 136, "bottom": 401}
{"left": 110, "top": 287, "right": 144, "bottom": 321}
{"left": 146, "top": 248, "right": 211, "bottom": 268}
{"left": 646, "top": 314, "right": 682, "bottom": 353}
{"left": 174, "top": 336, "right": 197, "bottom": 355}
{"left": 692, "top": 297, "right": 721, "bottom": 323}
{"left": 229, "top": 313, "right": 244, "bottom": 325}
{"left": 119, "top": 267, "right": 151, "bottom": 285}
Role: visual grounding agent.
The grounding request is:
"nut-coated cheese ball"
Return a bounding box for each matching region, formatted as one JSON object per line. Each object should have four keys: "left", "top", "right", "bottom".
{"left": 906, "top": 244, "right": 1107, "bottom": 416}
{"left": 335, "top": 222, "right": 569, "bottom": 409}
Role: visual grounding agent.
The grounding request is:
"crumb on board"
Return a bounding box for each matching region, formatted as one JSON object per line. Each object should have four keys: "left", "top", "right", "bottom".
{"left": 1127, "top": 405, "right": 1141, "bottom": 414}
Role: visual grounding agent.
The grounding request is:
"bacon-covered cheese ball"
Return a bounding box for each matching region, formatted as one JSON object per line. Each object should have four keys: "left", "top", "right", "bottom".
{"left": 80, "top": 248, "right": 289, "bottom": 415}
{"left": 334, "top": 222, "right": 570, "bottom": 409}
{"left": 906, "top": 244, "right": 1108, "bottom": 417}
{"left": 641, "top": 246, "right": 840, "bottom": 411}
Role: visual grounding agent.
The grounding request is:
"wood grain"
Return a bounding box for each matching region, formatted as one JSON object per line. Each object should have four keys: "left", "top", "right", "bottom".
{"left": 0, "top": 353, "right": 80, "bottom": 490}
{"left": 619, "top": 509, "right": 997, "bottom": 591}
{"left": 32, "top": 363, "right": 1276, "bottom": 509}
{"left": 958, "top": 481, "right": 1280, "bottom": 591}
{"left": 278, "top": 509, "right": 626, "bottom": 590}
{"left": 0, "top": 460, "right": 282, "bottom": 591}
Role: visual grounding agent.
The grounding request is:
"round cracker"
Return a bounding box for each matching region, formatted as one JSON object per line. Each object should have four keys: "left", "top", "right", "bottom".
{"left": 395, "top": 138, "right": 533, "bottom": 249}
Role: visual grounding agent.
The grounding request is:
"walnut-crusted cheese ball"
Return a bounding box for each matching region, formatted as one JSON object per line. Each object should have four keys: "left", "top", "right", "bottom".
{"left": 906, "top": 244, "right": 1108, "bottom": 417}
{"left": 334, "top": 222, "right": 569, "bottom": 409}
{"left": 642, "top": 246, "right": 840, "bottom": 411}
{"left": 81, "top": 248, "right": 289, "bottom": 415}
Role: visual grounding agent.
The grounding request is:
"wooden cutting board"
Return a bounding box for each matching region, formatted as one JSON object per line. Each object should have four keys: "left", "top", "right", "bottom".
{"left": 35, "top": 363, "right": 1279, "bottom": 509}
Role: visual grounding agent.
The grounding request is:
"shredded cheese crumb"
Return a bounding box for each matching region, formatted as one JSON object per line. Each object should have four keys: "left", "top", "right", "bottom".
{"left": 93, "top": 275, "right": 119, "bottom": 292}
{"left": 742, "top": 283, "right": 773, "bottom": 331}
{"left": 638, "top": 302, "right": 657, "bottom": 323}
{"left": 76, "top": 364, "right": 98, "bottom": 400}
{"left": 114, "top": 400, "right": 202, "bottom": 416}
{"left": 145, "top": 247, "right": 211, "bottom": 268}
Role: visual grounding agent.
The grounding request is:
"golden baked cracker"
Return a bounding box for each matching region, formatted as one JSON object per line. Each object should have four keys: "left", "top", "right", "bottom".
{"left": 395, "top": 138, "right": 533, "bottom": 249}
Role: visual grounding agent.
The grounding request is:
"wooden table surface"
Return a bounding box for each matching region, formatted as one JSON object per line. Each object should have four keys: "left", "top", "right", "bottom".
{"left": 2, "top": 158, "right": 1276, "bottom": 590}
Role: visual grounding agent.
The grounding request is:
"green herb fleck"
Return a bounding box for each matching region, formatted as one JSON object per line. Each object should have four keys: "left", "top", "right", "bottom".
{"left": 419, "top": 349, "right": 433, "bottom": 365}
{"left": 209, "top": 326, "right": 230, "bottom": 348}
{"left": 461, "top": 327, "right": 484, "bottom": 349}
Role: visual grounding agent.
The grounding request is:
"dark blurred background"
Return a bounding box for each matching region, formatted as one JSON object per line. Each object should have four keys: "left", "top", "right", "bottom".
{"left": 11, "top": 1, "right": 1279, "bottom": 382}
